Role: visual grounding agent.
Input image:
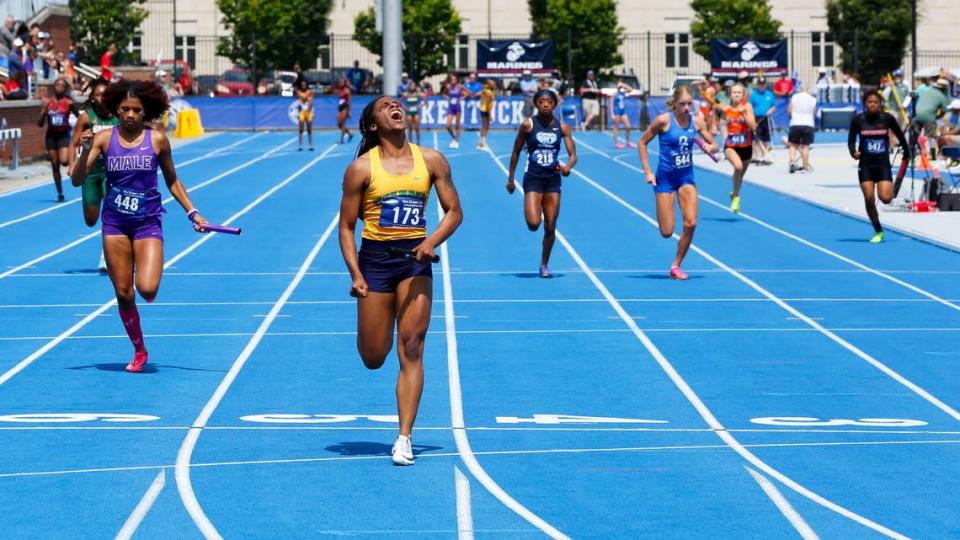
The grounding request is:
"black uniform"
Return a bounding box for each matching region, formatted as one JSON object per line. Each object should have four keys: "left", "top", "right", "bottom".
{"left": 848, "top": 112, "right": 909, "bottom": 182}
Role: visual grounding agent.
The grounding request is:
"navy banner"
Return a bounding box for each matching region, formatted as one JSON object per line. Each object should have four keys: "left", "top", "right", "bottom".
{"left": 476, "top": 40, "right": 555, "bottom": 77}
{"left": 709, "top": 38, "right": 788, "bottom": 75}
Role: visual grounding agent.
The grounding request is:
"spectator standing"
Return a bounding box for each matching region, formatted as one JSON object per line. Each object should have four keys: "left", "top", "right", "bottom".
{"left": 396, "top": 71, "right": 410, "bottom": 97}
{"left": 464, "top": 71, "right": 483, "bottom": 116}
{"left": 579, "top": 69, "right": 600, "bottom": 130}
{"left": 787, "top": 85, "right": 817, "bottom": 173}
{"left": 815, "top": 69, "right": 831, "bottom": 103}
{"left": 345, "top": 60, "right": 366, "bottom": 94}
{"left": 773, "top": 72, "right": 794, "bottom": 98}
{"left": 0, "top": 16, "right": 14, "bottom": 62}
{"left": 913, "top": 78, "right": 952, "bottom": 143}
{"left": 100, "top": 43, "right": 116, "bottom": 81}
{"left": 519, "top": 69, "right": 537, "bottom": 118}
{"left": 464, "top": 71, "right": 483, "bottom": 96}
{"left": 748, "top": 77, "right": 776, "bottom": 163}
{"left": 883, "top": 69, "right": 912, "bottom": 123}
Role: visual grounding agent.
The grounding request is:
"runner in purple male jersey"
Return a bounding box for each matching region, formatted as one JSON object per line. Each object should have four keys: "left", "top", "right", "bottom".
{"left": 73, "top": 80, "right": 208, "bottom": 373}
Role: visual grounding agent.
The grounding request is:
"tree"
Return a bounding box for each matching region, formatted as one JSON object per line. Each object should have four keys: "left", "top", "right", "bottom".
{"left": 690, "top": 0, "right": 782, "bottom": 61}
{"left": 826, "top": 0, "right": 911, "bottom": 84}
{"left": 216, "top": 0, "right": 333, "bottom": 84}
{"left": 529, "top": 0, "right": 623, "bottom": 83}
{"left": 69, "top": 0, "right": 148, "bottom": 65}
{"left": 353, "top": 0, "right": 462, "bottom": 82}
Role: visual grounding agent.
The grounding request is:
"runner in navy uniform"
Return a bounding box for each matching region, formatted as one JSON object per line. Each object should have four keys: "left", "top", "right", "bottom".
{"left": 848, "top": 90, "right": 909, "bottom": 243}
{"left": 507, "top": 89, "right": 577, "bottom": 278}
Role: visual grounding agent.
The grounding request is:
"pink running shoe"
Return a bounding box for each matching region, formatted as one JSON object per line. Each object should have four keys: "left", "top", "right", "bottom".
{"left": 669, "top": 266, "right": 689, "bottom": 280}
{"left": 126, "top": 350, "right": 148, "bottom": 373}
{"left": 614, "top": 143, "right": 625, "bottom": 149}
{"left": 627, "top": 142, "right": 637, "bottom": 148}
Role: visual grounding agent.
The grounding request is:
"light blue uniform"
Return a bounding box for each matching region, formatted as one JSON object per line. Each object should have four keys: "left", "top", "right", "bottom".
{"left": 613, "top": 90, "right": 627, "bottom": 117}
{"left": 654, "top": 115, "right": 696, "bottom": 194}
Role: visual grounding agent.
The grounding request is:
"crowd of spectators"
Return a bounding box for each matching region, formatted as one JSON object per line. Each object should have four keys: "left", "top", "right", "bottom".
{"left": 0, "top": 16, "right": 85, "bottom": 101}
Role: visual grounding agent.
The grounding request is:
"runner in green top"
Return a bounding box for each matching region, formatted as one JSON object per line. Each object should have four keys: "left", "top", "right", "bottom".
{"left": 69, "top": 78, "right": 120, "bottom": 271}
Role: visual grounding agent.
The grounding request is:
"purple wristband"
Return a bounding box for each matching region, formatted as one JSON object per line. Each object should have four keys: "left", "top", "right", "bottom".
{"left": 187, "top": 209, "right": 200, "bottom": 222}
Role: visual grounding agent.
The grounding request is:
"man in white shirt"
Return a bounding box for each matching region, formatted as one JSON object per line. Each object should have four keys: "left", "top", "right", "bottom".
{"left": 579, "top": 69, "right": 600, "bottom": 129}
{"left": 787, "top": 85, "right": 817, "bottom": 173}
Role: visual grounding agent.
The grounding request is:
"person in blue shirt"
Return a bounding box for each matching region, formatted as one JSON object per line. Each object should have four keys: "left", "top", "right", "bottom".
{"left": 395, "top": 72, "right": 411, "bottom": 97}
{"left": 747, "top": 77, "right": 776, "bottom": 164}
{"left": 463, "top": 71, "right": 483, "bottom": 117}
{"left": 464, "top": 71, "right": 483, "bottom": 96}
{"left": 345, "top": 60, "right": 366, "bottom": 94}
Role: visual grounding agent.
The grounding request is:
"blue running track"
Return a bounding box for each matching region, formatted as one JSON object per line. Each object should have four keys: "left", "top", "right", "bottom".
{"left": 1, "top": 129, "right": 959, "bottom": 538}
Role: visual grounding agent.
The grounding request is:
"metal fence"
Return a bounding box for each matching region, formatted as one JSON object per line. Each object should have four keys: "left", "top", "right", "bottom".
{"left": 138, "top": 28, "right": 960, "bottom": 96}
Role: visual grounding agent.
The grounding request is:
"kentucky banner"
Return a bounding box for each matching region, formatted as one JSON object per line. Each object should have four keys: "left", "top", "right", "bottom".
{"left": 182, "top": 96, "right": 577, "bottom": 130}
{"left": 709, "top": 38, "right": 788, "bottom": 75}
{"left": 476, "top": 40, "right": 555, "bottom": 77}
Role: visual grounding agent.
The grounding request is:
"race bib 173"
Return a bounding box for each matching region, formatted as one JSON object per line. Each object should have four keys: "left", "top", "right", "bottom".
{"left": 379, "top": 194, "right": 425, "bottom": 228}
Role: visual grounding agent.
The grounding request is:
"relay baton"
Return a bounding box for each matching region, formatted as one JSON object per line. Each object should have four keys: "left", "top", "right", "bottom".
{"left": 386, "top": 246, "right": 440, "bottom": 264}
{"left": 195, "top": 223, "right": 241, "bottom": 235}
{"left": 693, "top": 137, "right": 720, "bottom": 163}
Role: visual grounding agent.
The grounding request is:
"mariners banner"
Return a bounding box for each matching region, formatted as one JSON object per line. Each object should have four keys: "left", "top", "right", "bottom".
{"left": 709, "top": 38, "right": 788, "bottom": 75}
{"left": 476, "top": 39, "right": 555, "bottom": 76}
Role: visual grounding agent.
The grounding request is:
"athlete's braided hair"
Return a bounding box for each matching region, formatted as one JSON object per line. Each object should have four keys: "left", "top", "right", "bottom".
{"left": 356, "top": 95, "right": 389, "bottom": 158}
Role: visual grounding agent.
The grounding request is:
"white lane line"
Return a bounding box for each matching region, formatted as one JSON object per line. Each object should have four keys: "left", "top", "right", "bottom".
{"left": 579, "top": 135, "right": 960, "bottom": 313}
{"left": 174, "top": 211, "right": 340, "bottom": 540}
{"left": 483, "top": 145, "right": 907, "bottom": 539}
{"left": 438, "top": 202, "right": 569, "bottom": 539}
{"left": 13, "top": 268, "right": 960, "bottom": 277}
{"left": 701, "top": 196, "right": 960, "bottom": 312}
{"left": 4, "top": 296, "right": 960, "bottom": 309}
{"left": 0, "top": 137, "right": 296, "bottom": 282}
{"left": 0, "top": 142, "right": 333, "bottom": 388}
{"left": 0, "top": 133, "right": 265, "bottom": 230}
{"left": 6, "top": 438, "right": 960, "bottom": 480}
{"left": 5, "top": 326, "right": 960, "bottom": 343}
{"left": 745, "top": 467, "right": 819, "bottom": 540}
{"left": 568, "top": 164, "right": 960, "bottom": 424}
{"left": 7, "top": 425, "right": 960, "bottom": 435}
{"left": 115, "top": 469, "right": 166, "bottom": 540}
{"left": 455, "top": 466, "right": 475, "bottom": 540}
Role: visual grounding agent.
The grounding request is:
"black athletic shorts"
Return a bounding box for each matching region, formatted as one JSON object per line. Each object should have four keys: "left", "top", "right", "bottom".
{"left": 45, "top": 130, "right": 71, "bottom": 151}
{"left": 858, "top": 163, "right": 893, "bottom": 183}
{"left": 727, "top": 145, "right": 753, "bottom": 163}
{"left": 788, "top": 126, "right": 815, "bottom": 146}
{"left": 358, "top": 238, "right": 433, "bottom": 294}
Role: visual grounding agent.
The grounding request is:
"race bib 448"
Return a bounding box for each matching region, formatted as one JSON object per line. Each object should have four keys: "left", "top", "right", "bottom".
{"left": 107, "top": 186, "right": 146, "bottom": 216}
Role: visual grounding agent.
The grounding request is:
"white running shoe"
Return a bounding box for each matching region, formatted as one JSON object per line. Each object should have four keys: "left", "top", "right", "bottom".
{"left": 391, "top": 434, "right": 415, "bottom": 466}
{"left": 452, "top": 140, "right": 460, "bottom": 149}
{"left": 98, "top": 252, "right": 108, "bottom": 273}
